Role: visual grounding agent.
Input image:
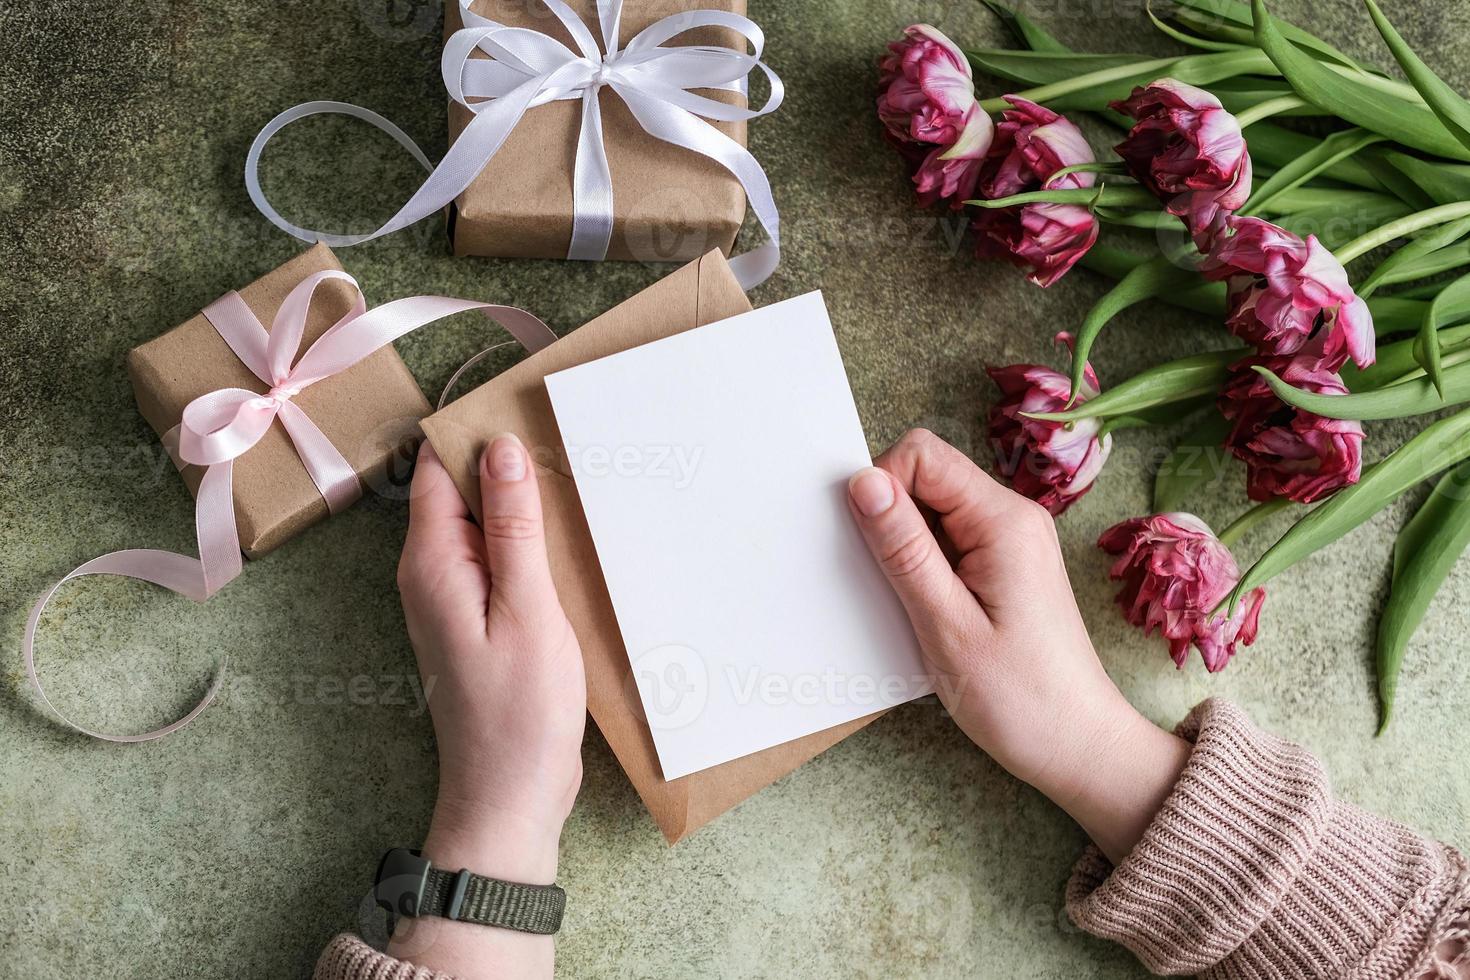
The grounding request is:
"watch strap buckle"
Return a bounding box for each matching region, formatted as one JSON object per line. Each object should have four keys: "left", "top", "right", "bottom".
{"left": 374, "top": 847, "right": 431, "bottom": 925}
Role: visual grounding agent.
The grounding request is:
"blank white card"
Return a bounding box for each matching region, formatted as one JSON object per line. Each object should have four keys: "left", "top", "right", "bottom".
{"left": 545, "top": 291, "right": 929, "bottom": 779}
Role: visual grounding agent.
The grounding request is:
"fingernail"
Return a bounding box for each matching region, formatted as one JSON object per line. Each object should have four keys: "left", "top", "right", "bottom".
{"left": 488, "top": 433, "right": 527, "bottom": 481}
{"left": 849, "top": 468, "right": 894, "bottom": 517}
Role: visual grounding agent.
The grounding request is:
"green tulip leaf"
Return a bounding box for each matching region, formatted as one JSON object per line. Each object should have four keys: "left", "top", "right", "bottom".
{"left": 1147, "top": 2, "right": 1247, "bottom": 52}
{"left": 1413, "top": 273, "right": 1470, "bottom": 397}
{"left": 1274, "top": 196, "right": 1414, "bottom": 250}
{"left": 1062, "top": 257, "right": 1207, "bottom": 404}
{"left": 975, "top": 48, "right": 1274, "bottom": 114}
{"left": 977, "top": 0, "right": 1070, "bottom": 52}
{"left": 1382, "top": 241, "right": 1470, "bottom": 285}
{"left": 1358, "top": 152, "right": 1438, "bottom": 211}
{"left": 1080, "top": 247, "right": 1228, "bottom": 315}
{"left": 1228, "top": 405, "right": 1470, "bottom": 610}
{"left": 1375, "top": 458, "right": 1470, "bottom": 732}
{"left": 1364, "top": 0, "right": 1470, "bottom": 153}
{"left": 1253, "top": 355, "right": 1470, "bottom": 419}
{"left": 1151, "top": 47, "right": 1277, "bottom": 88}
{"left": 1025, "top": 347, "right": 1240, "bottom": 423}
{"left": 1361, "top": 216, "right": 1470, "bottom": 296}
{"left": 965, "top": 49, "right": 1149, "bottom": 88}
{"left": 1077, "top": 245, "right": 1151, "bottom": 281}
{"left": 1243, "top": 129, "right": 1385, "bottom": 214}
{"left": 1380, "top": 152, "right": 1470, "bottom": 207}
{"left": 1098, "top": 397, "right": 1215, "bottom": 438}
{"left": 1172, "top": 0, "right": 1365, "bottom": 69}
{"left": 1244, "top": 122, "right": 1387, "bottom": 191}
{"left": 1344, "top": 322, "right": 1470, "bottom": 394}
{"left": 1251, "top": 0, "right": 1470, "bottom": 161}
{"left": 1153, "top": 411, "right": 1235, "bottom": 513}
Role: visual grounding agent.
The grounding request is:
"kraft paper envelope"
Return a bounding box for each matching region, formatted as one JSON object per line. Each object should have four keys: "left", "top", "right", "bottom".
{"left": 420, "top": 250, "right": 886, "bottom": 842}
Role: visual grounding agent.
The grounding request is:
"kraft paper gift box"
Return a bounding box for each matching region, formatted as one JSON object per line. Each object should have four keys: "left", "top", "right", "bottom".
{"left": 446, "top": 0, "right": 749, "bottom": 264}
{"left": 125, "top": 244, "right": 432, "bottom": 558}
{"left": 421, "top": 250, "right": 885, "bottom": 843}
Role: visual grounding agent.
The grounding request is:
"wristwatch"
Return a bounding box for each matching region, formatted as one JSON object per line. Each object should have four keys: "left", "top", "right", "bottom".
{"left": 374, "top": 848, "right": 566, "bottom": 935}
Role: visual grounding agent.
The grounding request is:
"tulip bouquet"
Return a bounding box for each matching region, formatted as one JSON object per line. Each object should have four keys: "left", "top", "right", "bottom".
{"left": 879, "top": 0, "right": 1470, "bottom": 729}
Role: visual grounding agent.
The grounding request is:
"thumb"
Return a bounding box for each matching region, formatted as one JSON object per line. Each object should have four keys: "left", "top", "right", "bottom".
{"left": 847, "top": 467, "right": 969, "bottom": 632}
{"left": 479, "top": 433, "right": 559, "bottom": 623}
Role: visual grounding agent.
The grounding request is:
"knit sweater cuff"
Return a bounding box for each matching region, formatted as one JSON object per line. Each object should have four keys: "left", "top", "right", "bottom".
{"left": 312, "top": 933, "right": 459, "bottom": 980}
{"left": 1065, "top": 698, "right": 1467, "bottom": 978}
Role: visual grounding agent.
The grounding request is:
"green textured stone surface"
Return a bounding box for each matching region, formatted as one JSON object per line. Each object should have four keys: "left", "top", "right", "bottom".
{"left": 4, "top": 1, "right": 1469, "bottom": 976}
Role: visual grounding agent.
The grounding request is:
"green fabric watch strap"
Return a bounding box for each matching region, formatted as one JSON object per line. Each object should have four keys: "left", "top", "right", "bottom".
{"left": 375, "top": 848, "right": 566, "bottom": 935}
{"left": 420, "top": 865, "right": 566, "bottom": 935}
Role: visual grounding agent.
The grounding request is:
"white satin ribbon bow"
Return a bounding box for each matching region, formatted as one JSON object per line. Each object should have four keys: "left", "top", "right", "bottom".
{"left": 246, "top": 0, "right": 784, "bottom": 288}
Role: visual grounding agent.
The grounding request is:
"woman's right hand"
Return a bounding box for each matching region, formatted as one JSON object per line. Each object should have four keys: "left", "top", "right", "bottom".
{"left": 846, "top": 429, "right": 1189, "bottom": 862}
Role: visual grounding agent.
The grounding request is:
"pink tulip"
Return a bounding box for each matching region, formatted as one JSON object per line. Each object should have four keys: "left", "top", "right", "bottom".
{"left": 1098, "top": 513, "right": 1266, "bottom": 672}
{"left": 972, "top": 97, "right": 1099, "bottom": 286}
{"left": 1111, "top": 79, "right": 1252, "bottom": 248}
{"left": 878, "top": 25, "right": 994, "bottom": 208}
{"left": 1202, "top": 216, "right": 1375, "bottom": 370}
{"left": 1219, "top": 349, "right": 1365, "bottom": 503}
{"left": 986, "top": 334, "right": 1111, "bottom": 515}
{"left": 975, "top": 201, "right": 1100, "bottom": 288}
{"left": 976, "top": 97, "right": 1094, "bottom": 199}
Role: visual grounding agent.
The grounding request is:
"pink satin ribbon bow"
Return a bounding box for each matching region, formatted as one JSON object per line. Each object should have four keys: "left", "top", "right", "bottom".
{"left": 23, "top": 269, "right": 556, "bottom": 742}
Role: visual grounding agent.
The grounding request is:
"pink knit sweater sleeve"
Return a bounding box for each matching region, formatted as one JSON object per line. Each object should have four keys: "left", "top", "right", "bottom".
{"left": 1066, "top": 698, "right": 1470, "bottom": 978}
{"left": 312, "top": 934, "right": 459, "bottom": 980}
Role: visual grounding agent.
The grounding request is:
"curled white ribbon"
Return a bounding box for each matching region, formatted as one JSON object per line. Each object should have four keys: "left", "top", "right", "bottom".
{"left": 245, "top": 0, "right": 784, "bottom": 289}
{"left": 23, "top": 272, "right": 557, "bottom": 742}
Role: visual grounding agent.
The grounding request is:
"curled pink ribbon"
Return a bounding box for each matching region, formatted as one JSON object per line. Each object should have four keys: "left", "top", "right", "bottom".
{"left": 23, "top": 270, "right": 556, "bottom": 742}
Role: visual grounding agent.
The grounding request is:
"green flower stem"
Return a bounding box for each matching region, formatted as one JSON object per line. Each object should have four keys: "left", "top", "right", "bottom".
{"left": 1095, "top": 395, "right": 1214, "bottom": 438}
{"left": 976, "top": 56, "right": 1182, "bottom": 113}
{"left": 1233, "top": 95, "right": 1310, "bottom": 128}
{"left": 1095, "top": 209, "right": 1175, "bottom": 230}
{"left": 1024, "top": 348, "right": 1240, "bottom": 423}
{"left": 1337, "top": 202, "right": 1470, "bottom": 264}
{"left": 1096, "top": 415, "right": 1152, "bottom": 439}
{"left": 1217, "top": 498, "right": 1293, "bottom": 549}
{"left": 965, "top": 186, "right": 1158, "bottom": 209}
{"left": 1080, "top": 248, "right": 1225, "bottom": 315}
{"left": 1048, "top": 161, "right": 1129, "bottom": 182}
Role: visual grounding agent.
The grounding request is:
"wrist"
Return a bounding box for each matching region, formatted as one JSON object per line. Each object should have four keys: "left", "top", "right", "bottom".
{"left": 1038, "top": 699, "right": 1192, "bottom": 864}
{"left": 387, "top": 801, "right": 563, "bottom": 974}
{"left": 1035, "top": 696, "right": 1152, "bottom": 810}
{"left": 423, "top": 794, "right": 565, "bottom": 885}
